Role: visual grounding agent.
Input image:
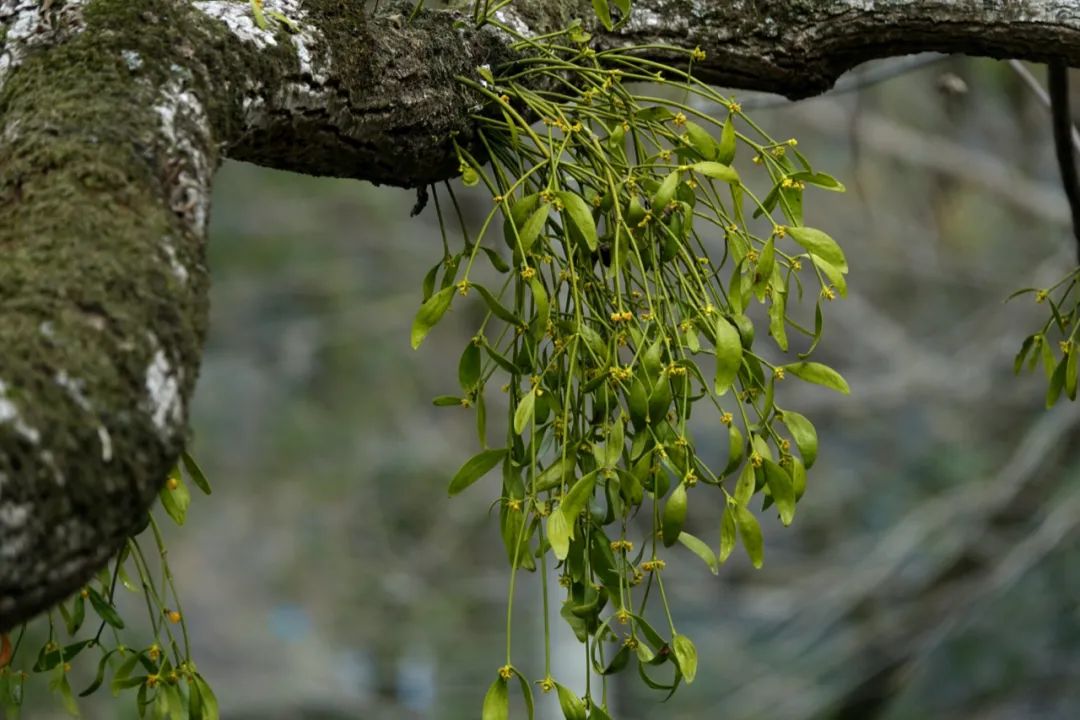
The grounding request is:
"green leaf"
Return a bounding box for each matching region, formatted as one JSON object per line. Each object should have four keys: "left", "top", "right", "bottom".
{"left": 782, "top": 361, "right": 850, "bottom": 394}
{"left": 192, "top": 674, "right": 219, "bottom": 720}
{"left": 661, "top": 482, "right": 688, "bottom": 547}
{"left": 511, "top": 668, "right": 535, "bottom": 720}
{"left": 719, "top": 505, "right": 737, "bottom": 562}
{"left": 713, "top": 318, "right": 743, "bottom": 395}
{"left": 591, "top": 0, "right": 613, "bottom": 30}
{"left": 671, "top": 634, "right": 698, "bottom": 684}
{"left": 692, "top": 161, "right": 740, "bottom": 184}
{"left": 685, "top": 122, "right": 717, "bottom": 160}
{"left": 733, "top": 461, "right": 755, "bottom": 507}
{"left": 1047, "top": 355, "right": 1067, "bottom": 408}
{"left": 717, "top": 115, "right": 736, "bottom": 165}
{"left": 560, "top": 471, "right": 599, "bottom": 529}
{"left": 518, "top": 204, "right": 550, "bottom": 254}
{"left": 474, "top": 284, "right": 524, "bottom": 326}
{"left": 181, "top": 450, "right": 212, "bottom": 495}
{"left": 459, "top": 342, "right": 482, "bottom": 391}
{"left": 652, "top": 170, "right": 680, "bottom": 211}
{"left": 780, "top": 410, "right": 818, "bottom": 468}
{"left": 250, "top": 0, "right": 267, "bottom": 30}
{"left": 461, "top": 164, "right": 480, "bottom": 187}
{"left": 411, "top": 286, "right": 454, "bottom": 349}
{"left": 159, "top": 466, "right": 190, "bottom": 526}
{"left": 734, "top": 505, "right": 764, "bottom": 568}
{"left": 789, "top": 171, "right": 846, "bottom": 192}
{"left": 449, "top": 449, "right": 507, "bottom": 496}
{"left": 555, "top": 683, "right": 587, "bottom": 720}
{"left": 762, "top": 459, "right": 795, "bottom": 526}
{"left": 677, "top": 531, "right": 718, "bottom": 575}
{"left": 811, "top": 255, "right": 847, "bottom": 298}
{"left": 547, "top": 510, "right": 571, "bottom": 561}
{"left": 481, "top": 676, "right": 510, "bottom": 720}
{"left": 86, "top": 587, "right": 124, "bottom": 630}
{"left": 514, "top": 388, "right": 537, "bottom": 435}
{"left": 1067, "top": 345, "right": 1078, "bottom": 401}
{"left": 558, "top": 191, "right": 599, "bottom": 252}
{"left": 786, "top": 226, "right": 848, "bottom": 273}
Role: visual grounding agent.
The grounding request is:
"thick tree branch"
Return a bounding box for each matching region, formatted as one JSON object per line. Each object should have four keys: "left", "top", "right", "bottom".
{"left": 3, "top": 0, "right": 1080, "bottom": 632}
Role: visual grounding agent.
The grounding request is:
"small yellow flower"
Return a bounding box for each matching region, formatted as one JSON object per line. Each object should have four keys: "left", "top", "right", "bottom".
{"left": 499, "top": 94, "right": 510, "bottom": 105}
{"left": 1060, "top": 340, "right": 1072, "bottom": 355}
{"left": 616, "top": 608, "right": 632, "bottom": 624}
{"left": 507, "top": 498, "right": 522, "bottom": 512}
{"left": 750, "top": 452, "right": 763, "bottom": 468}
{"left": 773, "top": 225, "right": 787, "bottom": 238}
{"left": 499, "top": 665, "right": 514, "bottom": 680}
{"left": 641, "top": 559, "right": 666, "bottom": 572}
{"left": 1035, "top": 290, "right": 1049, "bottom": 304}
{"left": 690, "top": 46, "right": 706, "bottom": 62}
{"left": 558, "top": 574, "right": 572, "bottom": 588}
{"left": 539, "top": 677, "right": 556, "bottom": 693}
{"left": 791, "top": 259, "right": 802, "bottom": 271}
{"left": 752, "top": 154, "right": 762, "bottom": 164}
{"left": 684, "top": 469, "right": 698, "bottom": 487}
{"left": 720, "top": 411, "right": 734, "bottom": 426}
{"left": 821, "top": 286, "right": 837, "bottom": 301}
{"left": 746, "top": 249, "right": 759, "bottom": 263}
{"left": 166, "top": 477, "right": 179, "bottom": 491}
{"left": 771, "top": 146, "right": 787, "bottom": 158}
{"left": 456, "top": 280, "right": 470, "bottom": 296}
{"left": 787, "top": 138, "right": 798, "bottom": 147}
{"left": 781, "top": 177, "right": 795, "bottom": 189}
{"left": 780, "top": 438, "right": 791, "bottom": 452}
{"left": 493, "top": 194, "right": 504, "bottom": 204}
{"left": 775, "top": 367, "right": 785, "bottom": 381}
{"left": 686, "top": 178, "right": 698, "bottom": 189}
{"left": 624, "top": 636, "right": 640, "bottom": 649}
{"left": 659, "top": 149, "right": 672, "bottom": 162}
{"left": 148, "top": 644, "right": 161, "bottom": 661}
{"left": 520, "top": 266, "right": 536, "bottom": 280}
{"left": 727, "top": 100, "right": 742, "bottom": 113}
{"left": 673, "top": 112, "right": 687, "bottom": 127}
{"left": 146, "top": 674, "right": 160, "bottom": 688}
{"left": 166, "top": 610, "right": 182, "bottom": 624}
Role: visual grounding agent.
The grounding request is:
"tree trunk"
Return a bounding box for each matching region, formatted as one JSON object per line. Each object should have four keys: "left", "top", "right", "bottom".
{"left": 1, "top": 0, "right": 1079, "bottom": 631}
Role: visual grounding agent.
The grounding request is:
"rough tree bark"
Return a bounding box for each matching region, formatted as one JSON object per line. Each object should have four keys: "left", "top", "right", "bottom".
{"left": 1, "top": 0, "right": 1079, "bottom": 632}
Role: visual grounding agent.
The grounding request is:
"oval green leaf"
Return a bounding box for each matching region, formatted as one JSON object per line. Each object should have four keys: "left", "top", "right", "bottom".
{"left": 448, "top": 448, "right": 508, "bottom": 496}
{"left": 411, "top": 286, "right": 454, "bottom": 349}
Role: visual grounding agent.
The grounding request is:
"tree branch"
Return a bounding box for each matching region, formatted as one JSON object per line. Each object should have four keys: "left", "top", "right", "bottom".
{"left": 5, "top": 0, "right": 1080, "bottom": 631}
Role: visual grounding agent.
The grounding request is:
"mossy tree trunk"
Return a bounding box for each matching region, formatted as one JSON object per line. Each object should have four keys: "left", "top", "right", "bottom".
{"left": 2, "top": 0, "right": 1080, "bottom": 632}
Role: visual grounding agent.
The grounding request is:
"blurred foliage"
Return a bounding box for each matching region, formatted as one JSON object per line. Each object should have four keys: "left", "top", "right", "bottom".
{"left": 11, "top": 54, "right": 1080, "bottom": 720}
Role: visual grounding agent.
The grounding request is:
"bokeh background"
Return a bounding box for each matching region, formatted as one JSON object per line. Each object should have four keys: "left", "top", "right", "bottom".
{"left": 15, "top": 55, "right": 1080, "bottom": 719}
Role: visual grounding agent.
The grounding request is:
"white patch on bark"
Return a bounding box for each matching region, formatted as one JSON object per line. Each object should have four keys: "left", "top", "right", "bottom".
{"left": 194, "top": 0, "right": 331, "bottom": 120}
{"left": 153, "top": 70, "right": 213, "bottom": 236}
{"left": 97, "top": 425, "right": 113, "bottom": 462}
{"left": 161, "top": 237, "right": 189, "bottom": 283}
{"left": 122, "top": 49, "right": 143, "bottom": 71}
{"left": 145, "top": 349, "right": 183, "bottom": 434}
{"left": 0, "top": 0, "right": 87, "bottom": 89}
{"left": 0, "top": 503, "right": 29, "bottom": 529}
{"left": 194, "top": 0, "right": 328, "bottom": 79}
{"left": 55, "top": 370, "right": 92, "bottom": 412}
{"left": 0, "top": 378, "right": 40, "bottom": 444}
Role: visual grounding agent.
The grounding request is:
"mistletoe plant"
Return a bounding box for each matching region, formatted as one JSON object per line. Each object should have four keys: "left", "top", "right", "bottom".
{"left": 4, "top": 1, "right": 1079, "bottom": 719}
{"left": 409, "top": 3, "right": 849, "bottom": 716}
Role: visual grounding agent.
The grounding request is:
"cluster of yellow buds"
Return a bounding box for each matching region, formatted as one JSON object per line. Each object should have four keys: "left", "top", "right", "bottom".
{"left": 771, "top": 145, "right": 787, "bottom": 158}
{"left": 672, "top": 112, "right": 687, "bottom": 127}
{"left": 498, "top": 94, "right": 510, "bottom": 105}
{"left": 539, "top": 677, "right": 556, "bottom": 693}
{"left": 774, "top": 367, "right": 786, "bottom": 381}
{"left": 581, "top": 87, "right": 598, "bottom": 104}
{"left": 780, "top": 438, "right": 792, "bottom": 453}
{"left": 519, "top": 266, "right": 536, "bottom": 280}
{"left": 1035, "top": 289, "right": 1049, "bottom": 303}
{"left": 780, "top": 177, "right": 806, "bottom": 190}
{"left": 750, "top": 452, "right": 764, "bottom": 468}
{"left": 684, "top": 469, "right": 698, "bottom": 487}
{"left": 609, "top": 365, "right": 633, "bottom": 382}
{"left": 610, "top": 539, "right": 634, "bottom": 552}
{"left": 791, "top": 258, "right": 802, "bottom": 271}
{"left": 720, "top": 411, "right": 734, "bottom": 426}
{"left": 499, "top": 665, "right": 514, "bottom": 680}
{"left": 1061, "top": 340, "right": 1072, "bottom": 355}
{"left": 727, "top": 100, "right": 742, "bottom": 113}
{"left": 615, "top": 608, "right": 632, "bottom": 624}
{"left": 821, "top": 286, "right": 837, "bottom": 301}
{"left": 666, "top": 363, "right": 687, "bottom": 377}
{"left": 641, "top": 559, "right": 666, "bottom": 572}
{"left": 636, "top": 211, "right": 653, "bottom": 228}
{"left": 456, "top": 280, "right": 470, "bottom": 296}
{"left": 610, "top": 309, "right": 634, "bottom": 323}
{"left": 746, "top": 249, "right": 760, "bottom": 263}
{"left": 690, "top": 46, "right": 707, "bottom": 62}
{"left": 506, "top": 498, "right": 522, "bottom": 512}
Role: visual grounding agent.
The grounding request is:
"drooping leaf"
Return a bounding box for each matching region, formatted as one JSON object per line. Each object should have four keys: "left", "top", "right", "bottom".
{"left": 762, "top": 459, "right": 795, "bottom": 526}
{"left": 692, "top": 161, "right": 739, "bottom": 184}
{"left": 733, "top": 504, "right": 764, "bottom": 568}
{"left": 719, "top": 504, "right": 737, "bottom": 562}
{"left": 780, "top": 410, "right": 818, "bottom": 468}
{"left": 713, "top": 318, "right": 743, "bottom": 395}
{"left": 547, "top": 510, "right": 572, "bottom": 561}
{"left": 671, "top": 634, "right": 698, "bottom": 684}
{"left": 782, "top": 361, "right": 850, "bottom": 394}
{"left": 448, "top": 449, "right": 508, "bottom": 496}
{"left": 661, "top": 482, "right": 688, "bottom": 547}
{"left": 786, "top": 226, "right": 848, "bottom": 272}
{"left": 514, "top": 388, "right": 537, "bottom": 435}
{"left": 410, "top": 286, "right": 454, "bottom": 349}
{"left": 482, "top": 677, "right": 509, "bottom": 720}
{"left": 677, "top": 531, "right": 718, "bottom": 575}
{"left": 558, "top": 191, "right": 599, "bottom": 251}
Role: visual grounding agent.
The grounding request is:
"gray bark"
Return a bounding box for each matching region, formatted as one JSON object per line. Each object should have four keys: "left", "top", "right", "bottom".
{"left": 1, "top": 0, "right": 1079, "bottom": 632}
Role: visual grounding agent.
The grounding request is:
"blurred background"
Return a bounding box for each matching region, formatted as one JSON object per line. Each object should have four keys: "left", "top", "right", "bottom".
{"left": 16, "top": 55, "right": 1080, "bottom": 719}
